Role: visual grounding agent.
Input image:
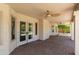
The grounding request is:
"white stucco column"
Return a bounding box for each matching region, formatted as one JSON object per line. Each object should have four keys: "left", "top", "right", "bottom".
{"left": 74, "top": 10, "right": 79, "bottom": 55}
{"left": 0, "top": 4, "right": 11, "bottom": 54}
{"left": 39, "top": 19, "right": 52, "bottom": 40}
{"left": 71, "top": 22, "right": 75, "bottom": 40}
{"left": 54, "top": 24, "right": 56, "bottom": 33}
{"left": 54, "top": 24, "right": 58, "bottom": 35}
{"left": 39, "top": 19, "right": 43, "bottom": 40}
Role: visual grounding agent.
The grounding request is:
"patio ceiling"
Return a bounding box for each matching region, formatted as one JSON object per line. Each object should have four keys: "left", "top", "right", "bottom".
{"left": 7, "top": 3, "right": 75, "bottom": 23}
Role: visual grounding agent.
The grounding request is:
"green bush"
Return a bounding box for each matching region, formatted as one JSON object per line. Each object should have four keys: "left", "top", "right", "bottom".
{"left": 58, "top": 24, "right": 70, "bottom": 33}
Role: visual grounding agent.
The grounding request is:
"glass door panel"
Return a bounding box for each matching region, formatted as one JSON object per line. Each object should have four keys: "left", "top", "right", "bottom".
{"left": 20, "top": 21, "right": 26, "bottom": 41}
{"left": 28, "top": 23, "right": 33, "bottom": 40}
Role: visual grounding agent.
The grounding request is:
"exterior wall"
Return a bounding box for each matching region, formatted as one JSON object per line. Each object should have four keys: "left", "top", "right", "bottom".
{"left": 9, "top": 8, "right": 17, "bottom": 53}
{"left": 74, "top": 10, "right": 79, "bottom": 54}
{"left": 0, "top": 4, "right": 40, "bottom": 54}
{"left": 0, "top": 4, "right": 11, "bottom": 54}
{"left": 9, "top": 10, "right": 39, "bottom": 53}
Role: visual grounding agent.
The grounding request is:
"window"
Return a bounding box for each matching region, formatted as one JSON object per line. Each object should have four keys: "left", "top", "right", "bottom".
{"left": 35, "top": 23, "right": 38, "bottom": 35}
{"left": 11, "top": 16, "right": 15, "bottom": 40}
{"left": 29, "top": 23, "right": 32, "bottom": 32}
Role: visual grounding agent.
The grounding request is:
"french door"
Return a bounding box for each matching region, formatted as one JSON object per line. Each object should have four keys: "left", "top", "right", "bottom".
{"left": 20, "top": 21, "right": 33, "bottom": 45}
{"left": 27, "top": 22, "right": 33, "bottom": 42}
{"left": 20, "top": 21, "right": 28, "bottom": 45}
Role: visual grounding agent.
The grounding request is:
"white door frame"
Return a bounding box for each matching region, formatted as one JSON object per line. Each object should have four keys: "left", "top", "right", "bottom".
{"left": 27, "top": 21, "right": 34, "bottom": 43}
{"left": 19, "top": 20, "right": 28, "bottom": 46}
{"left": 17, "top": 19, "right": 39, "bottom": 46}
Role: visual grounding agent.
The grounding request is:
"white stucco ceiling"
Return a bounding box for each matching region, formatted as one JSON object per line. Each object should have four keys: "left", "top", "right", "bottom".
{"left": 7, "top": 3, "right": 75, "bottom": 23}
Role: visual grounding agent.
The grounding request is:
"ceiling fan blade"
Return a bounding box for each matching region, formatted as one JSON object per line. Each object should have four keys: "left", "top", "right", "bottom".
{"left": 51, "top": 13, "right": 60, "bottom": 17}
{"left": 39, "top": 10, "right": 60, "bottom": 19}
{"left": 42, "top": 10, "right": 50, "bottom": 19}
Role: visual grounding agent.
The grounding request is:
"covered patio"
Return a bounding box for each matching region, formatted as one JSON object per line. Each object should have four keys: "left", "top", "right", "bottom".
{"left": 0, "top": 3, "right": 79, "bottom": 55}
{"left": 10, "top": 35, "right": 75, "bottom": 55}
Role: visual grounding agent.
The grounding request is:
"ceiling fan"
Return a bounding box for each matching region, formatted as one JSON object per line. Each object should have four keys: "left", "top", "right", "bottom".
{"left": 44, "top": 10, "right": 60, "bottom": 18}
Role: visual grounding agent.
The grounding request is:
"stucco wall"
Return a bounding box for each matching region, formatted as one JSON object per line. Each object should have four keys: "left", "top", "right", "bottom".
{"left": 9, "top": 8, "right": 17, "bottom": 54}
{"left": 74, "top": 10, "right": 79, "bottom": 54}
{"left": 0, "top": 4, "right": 40, "bottom": 54}
{"left": 0, "top": 4, "right": 11, "bottom": 55}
